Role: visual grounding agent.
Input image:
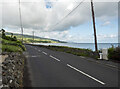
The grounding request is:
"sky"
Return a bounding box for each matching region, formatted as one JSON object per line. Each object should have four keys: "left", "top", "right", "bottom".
{"left": 0, "top": 0, "right": 119, "bottom": 43}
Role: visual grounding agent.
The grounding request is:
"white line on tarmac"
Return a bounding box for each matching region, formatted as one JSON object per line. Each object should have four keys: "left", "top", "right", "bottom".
{"left": 38, "top": 50, "right": 41, "bottom": 52}
{"left": 42, "top": 52, "right": 48, "bottom": 55}
{"left": 31, "top": 56, "right": 37, "bottom": 57}
{"left": 0, "top": 85, "right": 3, "bottom": 88}
{"left": 67, "top": 64, "right": 105, "bottom": 85}
{"left": 106, "top": 64, "right": 117, "bottom": 68}
{"left": 49, "top": 55, "right": 60, "bottom": 62}
{"left": 80, "top": 56, "right": 85, "bottom": 58}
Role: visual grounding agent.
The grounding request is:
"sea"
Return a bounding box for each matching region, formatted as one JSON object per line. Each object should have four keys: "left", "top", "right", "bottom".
{"left": 33, "top": 43, "right": 119, "bottom": 51}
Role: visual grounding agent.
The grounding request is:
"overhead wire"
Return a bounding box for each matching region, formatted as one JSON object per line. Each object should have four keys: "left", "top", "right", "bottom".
{"left": 48, "top": 0, "right": 85, "bottom": 30}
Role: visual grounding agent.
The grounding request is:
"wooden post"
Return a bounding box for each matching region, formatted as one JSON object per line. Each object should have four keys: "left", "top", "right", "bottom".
{"left": 91, "top": 0, "right": 98, "bottom": 52}
{"left": 33, "top": 31, "right": 34, "bottom": 43}
{"left": 19, "top": 0, "right": 23, "bottom": 43}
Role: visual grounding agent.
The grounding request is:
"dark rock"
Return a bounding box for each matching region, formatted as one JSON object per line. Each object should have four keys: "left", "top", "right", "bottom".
{"left": 2, "top": 52, "right": 25, "bottom": 88}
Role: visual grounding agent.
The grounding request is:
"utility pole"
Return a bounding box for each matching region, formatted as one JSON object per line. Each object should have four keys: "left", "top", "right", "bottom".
{"left": 1, "top": 21, "right": 3, "bottom": 29}
{"left": 19, "top": 0, "right": 23, "bottom": 43}
{"left": 91, "top": 0, "right": 98, "bottom": 52}
{"left": 32, "top": 31, "right": 34, "bottom": 43}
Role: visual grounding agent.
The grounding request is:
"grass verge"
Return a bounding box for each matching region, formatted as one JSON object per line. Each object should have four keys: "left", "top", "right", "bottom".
{"left": 33, "top": 45, "right": 99, "bottom": 59}
{"left": 0, "top": 38, "right": 26, "bottom": 52}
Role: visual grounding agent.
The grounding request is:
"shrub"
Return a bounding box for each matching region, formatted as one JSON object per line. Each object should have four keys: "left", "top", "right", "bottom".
{"left": 1, "top": 29, "right": 6, "bottom": 38}
{"left": 1, "top": 45, "right": 23, "bottom": 52}
{"left": 13, "top": 36, "right": 17, "bottom": 41}
{"left": 108, "top": 46, "right": 120, "bottom": 60}
{"left": 2, "top": 35, "right": 16, "bottom": 41}
{"left": 1, "top": 37, "right": 26, "bottom": 52}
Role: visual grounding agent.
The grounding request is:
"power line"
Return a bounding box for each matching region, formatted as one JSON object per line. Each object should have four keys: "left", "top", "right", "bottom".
{"left": 49, "top": 0, "right": 85, "bottom": 30}
{"left": 19, "top": 0, "right": 23, "bottom": 43}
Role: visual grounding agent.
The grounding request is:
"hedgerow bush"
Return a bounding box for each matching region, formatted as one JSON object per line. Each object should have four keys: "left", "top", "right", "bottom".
{"left": 2, "top": 35, "right": 17, "bottom": 41}
{"left": 108, "top": 46, "right": 120, "bottom": 60}
{"left": 1, "top": 29, "right": 26, "bottom": 52}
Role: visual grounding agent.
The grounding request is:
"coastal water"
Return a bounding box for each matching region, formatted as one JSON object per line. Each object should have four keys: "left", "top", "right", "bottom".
{"left": 33, "top": 43, "right": 118, "bottom": 51}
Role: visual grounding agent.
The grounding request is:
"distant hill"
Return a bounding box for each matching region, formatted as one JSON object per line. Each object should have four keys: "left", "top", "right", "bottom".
{"left": 5, "top": 32, "right": 67, "bottom": 43}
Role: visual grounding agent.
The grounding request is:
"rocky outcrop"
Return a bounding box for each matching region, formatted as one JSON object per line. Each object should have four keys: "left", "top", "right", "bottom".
{"left": 2, "top": 52, "right": 25, "bottom": 88}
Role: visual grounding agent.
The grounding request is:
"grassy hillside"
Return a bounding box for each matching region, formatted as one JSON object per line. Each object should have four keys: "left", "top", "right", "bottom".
{"left": 0, "top": 29, "right": 66, "bottom": 52}
{"left": 0, "top": 30, "right": 26, "bottom": 52}
{"left": 0, "top": 37, "right": 26, "bottom": 52}
{"left": 6, "top": 32, "right": 66, "bottom": 43}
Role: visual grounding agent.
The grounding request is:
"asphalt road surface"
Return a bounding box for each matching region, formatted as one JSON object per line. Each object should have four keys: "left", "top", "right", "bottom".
{"left": 25, "top": 45, "right": 118, "bottom": 87}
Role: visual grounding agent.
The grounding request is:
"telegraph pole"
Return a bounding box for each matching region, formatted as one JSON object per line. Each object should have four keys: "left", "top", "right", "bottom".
{"left": 33, "top": 31, "right": 34, "bottom": 43}
{"left": 91, "top": 0, "right": 98, "bottom": 52}
{"left": 19, "top": 0, "right": 23, "bottom": 43}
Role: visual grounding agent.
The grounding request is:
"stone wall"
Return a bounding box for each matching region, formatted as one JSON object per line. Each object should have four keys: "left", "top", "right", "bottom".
{"left": 2, "top": 52, "right": 25, "bottom": 88}
{"left": 0, "top": 54, "right": 8, "bottom": 88}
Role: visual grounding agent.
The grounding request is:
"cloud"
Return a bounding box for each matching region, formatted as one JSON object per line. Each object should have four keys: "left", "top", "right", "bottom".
{"left": 1, "top": 0, "right": 118, "bottom": 42}
{"left": 97, "top": 34, "right": 117, "bottom": 39}
{"left": 2, "top": 1, "right": 118, "bottom": 31}
{"left": 101, "top": 21, "right": 111, "bottom": 26}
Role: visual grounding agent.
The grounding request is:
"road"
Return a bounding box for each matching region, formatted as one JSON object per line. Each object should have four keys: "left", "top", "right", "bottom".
{"left": 25, "top": 45, "right": 118, "bottom": 87}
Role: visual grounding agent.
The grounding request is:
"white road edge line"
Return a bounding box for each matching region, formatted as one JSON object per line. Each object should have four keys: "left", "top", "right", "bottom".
{"left": 0, "top": 85, "right": 3, "bottom": 88}
{"left": 31, "top": 56, "right": 37, "bottom": 57}
{"left": 49, "top": 55, "right": 60, "bottom": 62}
{"left": 42, "top": 51, "right": 47, "bottom": 55}
{"left": 38, "top": 50, "right": 41, "bottom": 52}
{"left": 80, "top": 56, "right": 85, "bottom": 58}
{"left": 67, "top": 64, "right": 105, "bottom": 85}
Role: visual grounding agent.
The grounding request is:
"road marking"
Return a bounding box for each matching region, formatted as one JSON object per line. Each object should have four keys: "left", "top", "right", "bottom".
{"left": 50, "top": 55, "right": 60, "bottom": 62}
{"left": 38, "top": 50, "right": 41, "bottom": 52}
{"left": 0, "top": 85, "right": 3, "bottom": 88}
{"left": 95, "top": 61, "right": 100, "bottom": 63}
{"left": 31, "top": 56, "right": 37, "bottom": 57}
{"left": 106, "top": 64, "right": 117, "bottom": 68}
{"left": 80, "top": 56, "right": 85, "bottom": 58}
{"left": 42, "top": 52, "right": 47, "bottom": 55}
{"left": 67, "top": 64, "right": 105, "bottom": 85}
{"left": 82, "top": 58, "right": 119, "bottom": 71}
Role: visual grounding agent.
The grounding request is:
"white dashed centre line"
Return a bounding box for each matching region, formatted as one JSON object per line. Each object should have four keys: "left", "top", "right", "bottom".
{"left": 49, "top": 55, "right": 60, "bottom": 62}
{"left": 67, "top": 64, "right": 105, "bottom": 85}
{"left": 42, "top": 52, "right": 48, "bottom": 55}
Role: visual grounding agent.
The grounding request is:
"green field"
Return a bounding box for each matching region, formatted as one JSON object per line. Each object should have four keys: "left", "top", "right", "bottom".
{"left": 0, "top": 30, "right": 65, "bottom": 52}
{"left": 6, "top": 32, "right": 65, "bottom": 44}
{"left": 17, "top": 37, "right": 59, "bottom": 43}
